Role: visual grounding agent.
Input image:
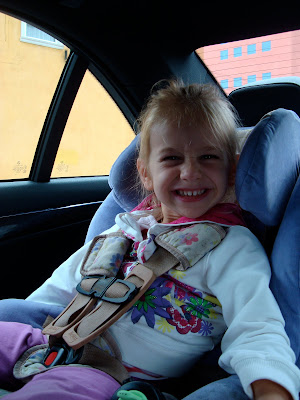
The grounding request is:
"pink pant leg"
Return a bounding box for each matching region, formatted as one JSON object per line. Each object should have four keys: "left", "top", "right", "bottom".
{"left": 0, "top": 322, "right": 47, "bottom": 390}
{"left": 4, "top": 366, "right": 120, "bottom": 400}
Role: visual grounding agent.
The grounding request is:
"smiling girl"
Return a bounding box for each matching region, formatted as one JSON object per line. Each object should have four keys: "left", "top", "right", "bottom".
{"left": 0, "top": 80, "right": 299, "bottom": 400}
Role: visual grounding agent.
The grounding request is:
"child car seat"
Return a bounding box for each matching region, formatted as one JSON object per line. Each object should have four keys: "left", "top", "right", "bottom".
{"left": 236, "top": 108, "right": 300, "bottom": 367}
{"left": 87, "top": 108, "right": 300, "bottom": 369}
{"left": 86, "top": 108, "right": 300, "bottom": 370}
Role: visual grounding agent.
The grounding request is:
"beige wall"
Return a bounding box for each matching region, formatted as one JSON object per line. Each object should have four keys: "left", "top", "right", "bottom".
{"left": 0, "top": 13, "right": 134, "bottom": 180}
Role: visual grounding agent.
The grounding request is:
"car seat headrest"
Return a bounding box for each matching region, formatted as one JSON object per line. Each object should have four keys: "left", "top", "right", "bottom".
{"left": 236, "top": 108, "right": 300, "bottom": 226}
{"left": 229, "top": 81, "right": 300, "bottom": 126}
{"left": 109, "top": 134, "right": 140, "bottom": 211}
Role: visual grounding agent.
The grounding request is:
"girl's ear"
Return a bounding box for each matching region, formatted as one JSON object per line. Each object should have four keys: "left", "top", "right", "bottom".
{"left": 137, "top": 158, "right": 154, "bottom": 191}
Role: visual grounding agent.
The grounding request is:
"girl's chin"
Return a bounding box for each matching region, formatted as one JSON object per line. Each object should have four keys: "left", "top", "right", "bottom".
{"left": 161, "top": 204, "right": 213, "bottom": 223}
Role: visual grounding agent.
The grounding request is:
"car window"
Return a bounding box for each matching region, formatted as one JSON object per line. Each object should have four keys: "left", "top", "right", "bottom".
{"left": 0, "top": 13, "right": 67, "bottom": 180}
{"left": 197, "top": 30, "right": 300, "bottom": 95}
{"left": 51, "top": 70, "right": 134, "bottom": 178}
{"left": 1, "top": 12, "right": 135, "bottom": 181}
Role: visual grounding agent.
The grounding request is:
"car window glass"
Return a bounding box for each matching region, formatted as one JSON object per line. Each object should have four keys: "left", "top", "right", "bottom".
{"left": 197, "top": 30, "right": 300, "bottom": 94}
{"left": 51, "top": 70, "right": 135, "bottom": 178}
{"left": 0, "top": 12, "right": 67, "bottom": 180}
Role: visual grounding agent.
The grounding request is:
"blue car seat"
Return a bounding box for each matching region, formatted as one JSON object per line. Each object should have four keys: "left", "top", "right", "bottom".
{"left": 235, "top": 108, "right": 300, "bottom": 367}
{"left": 87, "top": 108, "right": 300, "bottom": 369}
{"left": 88, "top": 108, "right": 300, "bottom": 372}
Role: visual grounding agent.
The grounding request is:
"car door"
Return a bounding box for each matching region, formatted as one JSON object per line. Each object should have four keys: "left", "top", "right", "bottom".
{"left": 0, "top": 13, "right": 135, "bottom": 299}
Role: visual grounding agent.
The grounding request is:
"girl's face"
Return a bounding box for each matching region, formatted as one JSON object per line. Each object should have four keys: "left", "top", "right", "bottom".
{"left": 137, "top": 124, "right": 232, "bottom": 223}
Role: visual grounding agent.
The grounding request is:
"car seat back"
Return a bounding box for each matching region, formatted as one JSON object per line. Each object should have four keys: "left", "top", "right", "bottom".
{"left": 235, "top": 108, "right": 300, "bottom": 251}
{"left": 235, "top": 108, "right": 300, "bottom": 367}
{"left": 270, "top": 176, "right": 300, "bottom": 366}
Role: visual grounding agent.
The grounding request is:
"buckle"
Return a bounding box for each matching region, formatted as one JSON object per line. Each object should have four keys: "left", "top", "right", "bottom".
{"left": 43, "top": 343, "right": 83, "bottom": 368}
{"left": 76, "top": 276, "right": 139, "bottom": 304}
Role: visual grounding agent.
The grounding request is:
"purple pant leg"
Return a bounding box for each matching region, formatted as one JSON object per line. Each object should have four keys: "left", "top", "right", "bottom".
{"left": 4, "top": 367, "right": 120, "bottom": 400}
{"left": 0, "top": 322, "right": 48, "bottom": 390}
{"left": 0, "top": 321, "right": 120, "bottom": 399}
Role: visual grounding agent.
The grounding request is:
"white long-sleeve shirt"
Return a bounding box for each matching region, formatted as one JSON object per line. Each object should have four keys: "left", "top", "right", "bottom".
{"left": 27, "top": 211, "right": 300, "bottom": 399}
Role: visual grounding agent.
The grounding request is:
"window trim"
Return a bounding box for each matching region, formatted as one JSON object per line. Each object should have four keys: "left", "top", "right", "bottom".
{"left": 30, "top": 53, "right": 88, "bottom": 182}
{"left": 20, "top": 21, "right": 64, "bottom": 49}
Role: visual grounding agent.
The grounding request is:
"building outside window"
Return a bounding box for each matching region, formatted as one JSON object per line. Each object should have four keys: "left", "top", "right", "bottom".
{"left": 247, "top": 44, "right": 256, "bottom": 55}
{"left": 262, "top": 41, "right": 271, "bottom": 52}
{"left": 234, "top": 47, "right": 242, "bottom": 57}
{"left": 262, "top": 72, "right": 272, "bottom": 79}
{"left": 197, "top": 29, "right": 300, "bottom": 95}
{"left": 1, "top": 15, "right": 134, "bottom": 180}
{"left": 247, "top": 75, "right": 256, "bottom": 83}
{"left": 234, "top": 77, "right": 242, "bottom": 87}
{"left": 220, "top": 79, "right": 229, "bottom": 89}
{"left": 220, "top": 49, "right": 228, "bottom": 60}
{"left": 20, "top": 22, "right": 64, "bottom": 49}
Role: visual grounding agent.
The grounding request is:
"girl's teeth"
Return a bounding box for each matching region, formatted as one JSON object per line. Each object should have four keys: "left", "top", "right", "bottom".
{"left": 178, "top": 190, "right": 205, "bottom": 196}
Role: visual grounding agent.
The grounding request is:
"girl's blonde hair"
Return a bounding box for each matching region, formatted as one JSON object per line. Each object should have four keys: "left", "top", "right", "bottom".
{"left": 135, "top": 79, "right": 240, "bottom": 204}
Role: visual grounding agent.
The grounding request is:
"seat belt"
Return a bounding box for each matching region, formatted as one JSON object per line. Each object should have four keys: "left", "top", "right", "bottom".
{"left": 43, "top": 246, "right": 179, "bottom": 351}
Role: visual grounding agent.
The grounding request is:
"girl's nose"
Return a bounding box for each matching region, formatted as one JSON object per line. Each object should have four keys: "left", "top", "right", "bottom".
{"left": 180, "top": 159, "right": 202, "bottom": 180}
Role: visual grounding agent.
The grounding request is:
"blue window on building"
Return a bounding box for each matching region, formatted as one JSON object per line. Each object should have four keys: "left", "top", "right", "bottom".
{"left": 220, "top": 79, "right": 229, "bottom": 89}
{"left": 220, "top": 49, "right": 228, "bottom": 60}
{"left": 247, "top": 44, "right": 256, "bottom": 55}
{"left": 247, "top": 75, "right": 256, "bottom": 83}
{"left": 234, "top": 77, "right": 242, "bottom": 87}
{"left": 262, "top": 72, "right": 271, "bottom": 80}
{"left": 234, "top": 47, "right": 242, "bottom": 57}
{"left": 262, "top": 41, "right": 271, "bottom": 52}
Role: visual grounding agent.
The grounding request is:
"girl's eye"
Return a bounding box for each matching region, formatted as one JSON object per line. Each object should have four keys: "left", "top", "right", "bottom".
{"left": 201, "top": 154, "right": 219, "bottom": 160}
{"left": 163, "top": 155, "right": 180, "bottom": 161}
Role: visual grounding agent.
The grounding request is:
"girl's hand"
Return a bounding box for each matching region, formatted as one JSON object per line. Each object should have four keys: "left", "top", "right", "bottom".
{"left": 251, "top": 379, "right": 293, "bottom": 400}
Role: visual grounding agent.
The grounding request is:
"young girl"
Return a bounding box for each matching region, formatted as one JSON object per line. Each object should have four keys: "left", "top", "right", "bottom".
{"left": 0, "top": 80, "right": 299, "bottom": 400}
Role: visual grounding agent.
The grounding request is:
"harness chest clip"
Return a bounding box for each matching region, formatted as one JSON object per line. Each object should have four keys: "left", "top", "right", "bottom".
{"left": 76, "top": 275, "right": 139, "bottom": 304}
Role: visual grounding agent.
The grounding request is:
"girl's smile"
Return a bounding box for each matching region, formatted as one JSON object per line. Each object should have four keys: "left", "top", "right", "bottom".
{"left": 173, "top": 188, "right": 210, "bottom": 201}
{"left": 138, "top": 124, "right": 232, "bottom": 223}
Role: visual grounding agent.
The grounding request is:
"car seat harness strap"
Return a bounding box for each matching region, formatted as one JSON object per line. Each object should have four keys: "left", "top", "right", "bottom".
{"left": 15, "top": 224, "right": 225, "bottom": 383}
{"left": 43, "top": 241, "right": 179, "bottom": 350}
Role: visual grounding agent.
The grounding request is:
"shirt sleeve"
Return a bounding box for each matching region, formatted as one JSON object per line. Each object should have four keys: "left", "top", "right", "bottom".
{"left": 26, "top": 224, "right": 119, "bottom": 307}
{"left": 204, "top": 226, "right": 300, "bottom": 400}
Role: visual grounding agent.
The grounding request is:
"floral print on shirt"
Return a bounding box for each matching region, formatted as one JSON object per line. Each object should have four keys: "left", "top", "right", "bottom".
{"left": 129, "top": 274, "right": 218, "bottom": 336}
{"left": 131, "top": 278, "right": 172, "bottom": 328}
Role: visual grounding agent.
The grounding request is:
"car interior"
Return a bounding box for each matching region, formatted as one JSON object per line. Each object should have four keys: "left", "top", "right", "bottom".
{"left": 0, "top": 1, "right": 299, "bottom": 398}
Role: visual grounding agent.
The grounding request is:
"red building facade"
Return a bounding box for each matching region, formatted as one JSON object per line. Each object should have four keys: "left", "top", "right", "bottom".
{"left": 197, "top": 30, "right": 300, "bottom": 94}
